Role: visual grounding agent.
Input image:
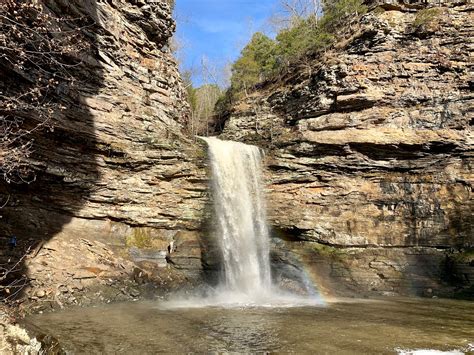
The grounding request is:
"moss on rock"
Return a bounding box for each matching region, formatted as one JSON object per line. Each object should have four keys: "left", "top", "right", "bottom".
{"left": 413, "top": 8, "right": 443, "bottom": 28}
{"left": 126, "top": 228, "right": 153, "bottom": 249}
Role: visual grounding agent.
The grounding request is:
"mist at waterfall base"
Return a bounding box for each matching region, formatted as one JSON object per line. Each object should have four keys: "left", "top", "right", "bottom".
{"left": 163, "top": 137, "right": 324, "bottom": 309}
{"left": 25, "top": 137, "right": 474, "bottom": 354}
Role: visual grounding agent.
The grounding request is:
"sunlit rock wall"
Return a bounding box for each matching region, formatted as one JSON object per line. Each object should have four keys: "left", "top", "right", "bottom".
{"left": 221, "top": 1, "right": 473, "bottom": 297}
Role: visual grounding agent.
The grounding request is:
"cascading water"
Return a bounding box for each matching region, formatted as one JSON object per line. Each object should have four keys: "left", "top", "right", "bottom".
{"left": 162, "top": 137, "right": 324, "bottom": 308}
{"left": 202, "top": 137, "right": 272, "bottom": 299}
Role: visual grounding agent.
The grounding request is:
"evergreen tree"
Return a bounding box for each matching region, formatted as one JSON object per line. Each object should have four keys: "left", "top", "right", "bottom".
{"left": 218, "top": 0, "right": 368, "bottom": 118}
{"left": 275, "top": 15, "right": 333, "bottom": 66}
{"left": 321, "top": 0, "right": 367, "bottom": 31}
{"left": 230, "top": 33, "right": 276, "bottom": 94}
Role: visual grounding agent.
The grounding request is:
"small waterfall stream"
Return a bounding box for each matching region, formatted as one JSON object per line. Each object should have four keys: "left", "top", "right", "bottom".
{"left": 164, "top": 137, "right": 323, "bottom": 307}
{"left": 202, "top": 137, "right": 272, "bottom": 297}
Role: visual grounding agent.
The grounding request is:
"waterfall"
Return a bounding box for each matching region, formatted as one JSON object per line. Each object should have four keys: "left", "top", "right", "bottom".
{"left": 161, "top": 137, "right": 324, "bottom": 308}
{"left": 202, "top": 137, "right": 272, "bottom": 297}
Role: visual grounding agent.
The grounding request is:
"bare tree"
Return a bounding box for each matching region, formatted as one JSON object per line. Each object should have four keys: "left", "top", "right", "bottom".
{"left": 183, "top": 56, "right": 230, "bottom": 136}
{"left": 1, "top": 0, "right": 91, "bottom": 304}
{"left": 268, "top": 0, "right": 323, "bottom": 32}
{"left": 0, "top": 0, "right": 89, "bottom": 183}
{"left": 0, "top": 245, "right": 31, "bottom": 304}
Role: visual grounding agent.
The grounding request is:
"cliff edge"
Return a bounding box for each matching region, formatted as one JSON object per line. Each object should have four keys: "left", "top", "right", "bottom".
{"left": 221, "top": 1, "right": 473, "bottom": 297}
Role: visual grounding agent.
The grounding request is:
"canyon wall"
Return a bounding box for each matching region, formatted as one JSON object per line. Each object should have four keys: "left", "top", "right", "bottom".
{"left": 1, "top": 0, "right": 472, "bottom": 307}
{"left": 221, "top": 1, "right": 473, "bottom": 297}
{"left": 0, "top": 0, "right": 209, "bottom": 308}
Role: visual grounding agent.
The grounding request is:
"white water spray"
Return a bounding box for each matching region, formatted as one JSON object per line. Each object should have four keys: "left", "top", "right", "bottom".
{"left": 203, "top": 137, "right": 272, "bottom": 298}
{"left": 161, "top": 137, "right": 324, "bottom": 308}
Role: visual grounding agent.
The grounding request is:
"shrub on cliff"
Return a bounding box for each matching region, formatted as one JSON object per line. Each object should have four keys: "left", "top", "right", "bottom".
{"left": 274, "top": 0, "right": 367, "bottom": 67}
{"left": 413, "top": 7, "right": 443, "bottom": 28}
{"left": 227, "top": 0, "right": 367, "bottom": 97}
{"left": 321, "top": 0, "right": 368, "bottom": 31}
{"left": 213, "top": 0, "right": 366, "bottom": 123}
{"left": 0, "top": 0, "right": 88, "bottom": 183}
{"left": 275, "top": 16, "right": 334, "bottom": 66}
{"left": 230, "top": 32, "right": 277, "bottom": 95}
{"left": 410, "top": 7, "right": 444, "bottom": 37}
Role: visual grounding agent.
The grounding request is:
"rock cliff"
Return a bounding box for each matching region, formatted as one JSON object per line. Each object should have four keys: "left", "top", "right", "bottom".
{"left": 0, "top": 0, "right": 209, "bottom": 308}
{"left": 1, "top": 0, "right": 472, "bottom": 307}
{"left": 221, "top": 1, "right": 473, "bottom": 297}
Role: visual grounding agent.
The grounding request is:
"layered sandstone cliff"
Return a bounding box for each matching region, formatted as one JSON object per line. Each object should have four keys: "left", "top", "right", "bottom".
{"left": 0, "top": 0, "right": 209, "bottom": 308}
{"left": 1, "top": 0, "right": 472, "bottom": 307}
{"left": 221, "top": 1, "right": 473, "bottom": 297}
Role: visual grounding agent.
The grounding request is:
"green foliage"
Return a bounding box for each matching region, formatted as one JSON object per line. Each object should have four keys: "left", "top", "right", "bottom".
{"left": 322, "top": 0, "right": 368, "bottom": 32}
{"left": 413, "top": 8, "right": 443, "bottom": 28}
{"left": 213, "top": 88, "right": 235, "bottom": 130}
{"left": 275, "top": 16, "right": 334, "bottom": 65}
{"left": 211, "top": 0, "right": 368, "bottom": 127}
{"left": 214, "top": 87, "right": 234, "bottom": 114}
{"left": 230, "top": 32, "right": 276, "bottom": 93}
{"left": 126, "top": 228, "right": 153, "bottom": 249}
{"left": 452, "top": 248, "right": 474, "bottom": 263}
{"left": 313, "top": 242, "right": 348, "bottom": 260}
{"left": 227, "top": 0, "right": 367, "bottom": 97}
{"left": 372, "top": 6, "right": 386, "bottom": 15}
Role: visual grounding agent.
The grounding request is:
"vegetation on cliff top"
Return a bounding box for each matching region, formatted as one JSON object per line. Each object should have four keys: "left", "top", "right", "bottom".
{"left": 183, "top": 0, "right": 367, "bottom": 135}
{"left": 229, "top": 0, "right": 367, "bottom": 97}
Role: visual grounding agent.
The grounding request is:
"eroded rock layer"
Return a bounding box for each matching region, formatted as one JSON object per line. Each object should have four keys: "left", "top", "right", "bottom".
{"left": 221, "top": 2, "right": 473, "bottom": 297}
{"left": 0, "top": 0, "right": 209, "bottom": 308}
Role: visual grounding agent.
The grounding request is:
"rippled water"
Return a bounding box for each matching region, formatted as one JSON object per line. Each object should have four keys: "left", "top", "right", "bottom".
{"left": 26, "top": 297, "right": 473, "bottom": 354}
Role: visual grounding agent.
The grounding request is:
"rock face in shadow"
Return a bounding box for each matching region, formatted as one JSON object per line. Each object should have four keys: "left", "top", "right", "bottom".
{"left": 220, "top": 2, "right": 473, "bottom": 298}
{"left": 0, "top": 0, "right": 209, "bottom": 307}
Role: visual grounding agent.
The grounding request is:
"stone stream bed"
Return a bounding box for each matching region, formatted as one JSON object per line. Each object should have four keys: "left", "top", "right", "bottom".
{"left": 23, "top": 297, "right": 473, "bottom": 354}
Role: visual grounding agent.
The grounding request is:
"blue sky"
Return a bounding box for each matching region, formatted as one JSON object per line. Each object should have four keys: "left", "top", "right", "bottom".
{"left": 175, "top": 0, "right": 278, "bottom": 86}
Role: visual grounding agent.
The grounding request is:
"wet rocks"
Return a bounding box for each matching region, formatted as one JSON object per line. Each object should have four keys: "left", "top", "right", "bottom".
{"left": 129, "top": 248, "right": 168, "bottom": 267}
{"left": 0, "top": 309, "right": 42, "bottom": 354}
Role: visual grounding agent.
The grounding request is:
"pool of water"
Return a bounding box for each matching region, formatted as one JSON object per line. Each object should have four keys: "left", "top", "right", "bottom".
{"left": 26, "top": 297, "right": 473, "bottom": 354}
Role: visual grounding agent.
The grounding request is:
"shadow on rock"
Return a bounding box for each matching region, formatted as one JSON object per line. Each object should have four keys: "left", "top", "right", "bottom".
{"left": 0, "top": 0, "right": 102, "bottom": 304}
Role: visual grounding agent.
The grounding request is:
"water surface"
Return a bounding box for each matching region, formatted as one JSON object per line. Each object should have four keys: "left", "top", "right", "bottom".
{"left": 26, "top": 297, "right": 473, "bottom": 354}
